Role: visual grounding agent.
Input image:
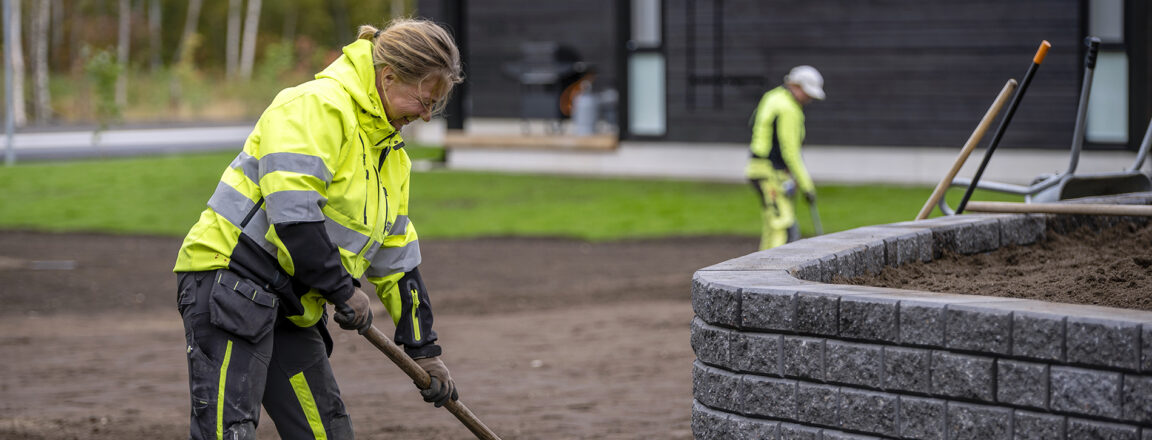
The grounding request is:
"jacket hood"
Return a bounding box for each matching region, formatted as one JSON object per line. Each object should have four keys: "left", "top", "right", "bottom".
{"left": 315, "top": 40, "right": 401, "bottom": 144}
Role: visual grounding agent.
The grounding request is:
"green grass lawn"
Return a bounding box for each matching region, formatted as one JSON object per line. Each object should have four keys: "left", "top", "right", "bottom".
{"left": 0, "top": 151, "right": 1020, "bottom": 240}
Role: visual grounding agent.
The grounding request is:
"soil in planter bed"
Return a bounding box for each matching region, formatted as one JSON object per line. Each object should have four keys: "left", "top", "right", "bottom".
{"left": 838, "top": 221, "right": 1152, "bottom": 311}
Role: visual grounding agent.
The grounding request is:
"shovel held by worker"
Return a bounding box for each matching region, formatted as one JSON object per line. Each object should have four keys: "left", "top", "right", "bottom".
{"left": 808, "top": 198, "right": 824, "bottom": 236}
{"left": 336, "top": 304, "right": 503, "bottom": 440}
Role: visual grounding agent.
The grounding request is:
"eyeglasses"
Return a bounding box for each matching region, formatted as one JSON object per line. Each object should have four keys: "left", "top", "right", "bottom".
{"left": 410, "top": 91, "right": 437, "bottom": 116}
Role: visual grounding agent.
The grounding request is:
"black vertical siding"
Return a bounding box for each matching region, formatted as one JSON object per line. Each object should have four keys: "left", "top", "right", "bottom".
{"left": 665, "top": 0, "right": 1082, "bottom": 149}
{"left": 423, "top": 0, "right": 1090, "bottom": 150}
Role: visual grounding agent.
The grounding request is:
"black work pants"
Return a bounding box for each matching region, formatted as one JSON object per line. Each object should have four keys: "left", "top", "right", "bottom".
{"left": 176, "top": 270, "right": 354, "bottom": 440}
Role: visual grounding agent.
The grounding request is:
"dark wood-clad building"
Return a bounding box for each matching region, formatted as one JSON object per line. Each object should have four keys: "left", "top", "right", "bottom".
{"left": 420, "top": 0, "right": 1151, "bottom": 152}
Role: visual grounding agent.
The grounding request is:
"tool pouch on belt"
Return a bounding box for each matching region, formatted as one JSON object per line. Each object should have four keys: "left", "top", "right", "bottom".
{"left": 210, "top": 270, "right": 279, "bottom": 343}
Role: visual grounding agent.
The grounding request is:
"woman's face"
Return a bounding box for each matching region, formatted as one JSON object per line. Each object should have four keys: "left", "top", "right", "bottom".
{"left": 376, "top": 67, "right": 442, "bottom": 130}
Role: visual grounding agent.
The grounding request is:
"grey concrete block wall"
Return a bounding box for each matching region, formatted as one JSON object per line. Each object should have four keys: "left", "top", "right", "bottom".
{"left": 691, "top": 195, "right": 1152, "bottom": 439}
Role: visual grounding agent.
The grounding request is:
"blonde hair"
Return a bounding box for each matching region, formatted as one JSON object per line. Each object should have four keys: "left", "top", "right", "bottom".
{"left": 358, "top": 18, "right": 463, "bottom": 116}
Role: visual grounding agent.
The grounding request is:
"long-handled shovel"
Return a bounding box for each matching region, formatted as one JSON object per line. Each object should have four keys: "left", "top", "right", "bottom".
{"left": 339, "top": 305, "right": 503, "bottom": 440}
{"left": 807, "top": 199, "right": 824, "bottom": 236}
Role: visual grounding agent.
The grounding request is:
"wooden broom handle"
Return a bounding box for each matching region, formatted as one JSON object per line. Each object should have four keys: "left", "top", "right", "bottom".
{"left": 965, "top": 201, "right": 1152, "bottom": 216}
{"left": 915, "top": 79, "right": 1018, "bottom": 220}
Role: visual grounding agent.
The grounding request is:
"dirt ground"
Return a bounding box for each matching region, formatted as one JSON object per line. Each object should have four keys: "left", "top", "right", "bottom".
{"left": 0, "top": 230, "right": 757, "bottom": 440}
{"left": 841, "top": 221, "right": 1152, "bottom": 312}
{"left": 6, "top": 221, "right": 1145, "bottom": 439}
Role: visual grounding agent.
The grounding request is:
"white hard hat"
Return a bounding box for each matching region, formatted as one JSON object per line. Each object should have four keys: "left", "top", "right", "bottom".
{"left": 784, "top": 65, "right": 825, "bottom": 100}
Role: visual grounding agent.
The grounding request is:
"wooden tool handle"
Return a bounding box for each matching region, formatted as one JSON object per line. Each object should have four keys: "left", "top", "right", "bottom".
{"left": 915, "top": 79, "right": 1018, "bottom": 220}
{"left": 361, "top": 325, "right": 504, "bottom": 440}
{"left": 965, "top": 201, "right": 1152, "bottom": 216}
{"left": 956, "top": 40, "right": 1051, "bottom": 215}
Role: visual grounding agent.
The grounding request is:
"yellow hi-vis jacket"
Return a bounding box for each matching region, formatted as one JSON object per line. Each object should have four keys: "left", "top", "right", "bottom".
{"left": 174, "top": 39, "right": 439, "bottom": 358}
{"left": 745, "top": 86, "right": 816, "bottom": 195}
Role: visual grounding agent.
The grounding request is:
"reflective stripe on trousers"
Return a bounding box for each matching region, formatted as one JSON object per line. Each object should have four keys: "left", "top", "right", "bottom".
{"left": 177, "top": 270, "right": 354, "bottom": 440}
{"left": 749, "top": 170, "right": 799, "bottom": 251}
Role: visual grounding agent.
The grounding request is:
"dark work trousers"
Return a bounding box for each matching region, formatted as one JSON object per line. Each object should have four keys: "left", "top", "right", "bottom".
{"left": 177, "top": 269, "right": 354, "bottom": 440}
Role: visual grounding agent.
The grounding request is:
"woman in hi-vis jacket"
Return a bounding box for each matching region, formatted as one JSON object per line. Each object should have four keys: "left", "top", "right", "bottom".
{"left": 173, "top": 18, "right": 463, "bottom": 439}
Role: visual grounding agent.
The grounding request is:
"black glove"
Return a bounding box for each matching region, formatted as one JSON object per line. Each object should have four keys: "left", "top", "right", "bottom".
{"left": 415, "top": 356, "right": 458, "bottom": 408}
{"left": 333, "top": 288, "right": 373, "bottom": 334}
{"left": 804, "top": 191, "right": 817, "bottom": 204}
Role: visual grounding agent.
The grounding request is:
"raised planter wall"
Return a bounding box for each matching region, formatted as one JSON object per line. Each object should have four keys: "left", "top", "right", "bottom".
{"left": 690, "top": 193, "right": 1152, "bottom": 440}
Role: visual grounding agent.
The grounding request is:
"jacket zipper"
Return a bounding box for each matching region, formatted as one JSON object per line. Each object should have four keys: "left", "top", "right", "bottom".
{"left": 360, "top": 138, "right": 369, "bottom": 224}
{"left": 374, "top": 148, "right": 389, "bottom": 236}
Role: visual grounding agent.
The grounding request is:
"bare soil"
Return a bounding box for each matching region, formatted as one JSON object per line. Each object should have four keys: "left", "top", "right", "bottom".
{"left": 0, "top": 230, "right": 757, "bottom": 440}
{"left": 840, "top": 222, "right": 1152, "bottom": 312}
{"left": 5, "top": 222, "right": 1145, "bottom": 439}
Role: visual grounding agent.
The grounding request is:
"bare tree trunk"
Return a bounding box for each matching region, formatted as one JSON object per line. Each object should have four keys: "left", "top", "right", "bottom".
{"left": 238, "top": 0, "right": 261, "bottom": 81}
{"left": 173, "top": 0, "right": 202, "bottom": 65}
{"left": 6, "top": 0, "right": 26, "bottom": 127}
{"left": 115, "top": 0, "right": 130, "bottom": 107}
{"left": 50, "top": 0, "right": 62, "bottom": 63}
{"left": 31, "top": 0, "right": 51, "bottom": 122}
{"left": 148, "top": 0, "right": 161, "bottom": 71}
{"left": 226, "top": 0, "right": 241, "bottom": 79}
{"left": 330, "top": 0, "right": 347, "bottom": 47}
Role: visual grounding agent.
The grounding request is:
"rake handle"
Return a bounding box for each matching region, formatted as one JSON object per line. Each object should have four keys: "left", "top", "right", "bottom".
{"left": 964, "top": 201, "right": 1152, "bottom": 217}
{"left": 358, "top": 323, "right": 503, "bottom": 440}
{"left": 956, "top": 40, "right": 1051, "bottom": 215}
{"left": 357, "top": 322, "right": 502, "bottom": 440}
{"left": 916, "top": 79, "right": 1018, "bottom": 220}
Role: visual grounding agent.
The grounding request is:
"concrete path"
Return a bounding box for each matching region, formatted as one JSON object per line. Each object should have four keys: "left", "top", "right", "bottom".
{"left": 3, "top": 125, "right": 253, "bottom": 161}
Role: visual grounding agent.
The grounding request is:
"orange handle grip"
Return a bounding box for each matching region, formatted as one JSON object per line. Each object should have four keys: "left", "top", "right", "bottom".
{"left": 1033, "top": 40, "right": 1051, "bottom": 64}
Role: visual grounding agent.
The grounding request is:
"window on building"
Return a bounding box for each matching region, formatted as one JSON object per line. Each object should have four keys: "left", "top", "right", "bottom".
{"left": 627, "top": 0, "right": 666, "bottom": 137}
{"left": 1086, "top": 0, "right": 1128, "bottom": 144}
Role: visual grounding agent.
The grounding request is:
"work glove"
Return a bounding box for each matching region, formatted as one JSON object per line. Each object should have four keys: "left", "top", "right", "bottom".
{"left": 414, "top": 356, "right": 458, "bottom": 408}
{"left": 333, "top": 288, "right": 373, "bottom": 334}
{"left": 804, "top": 191, "right": 817, "bottom": 204}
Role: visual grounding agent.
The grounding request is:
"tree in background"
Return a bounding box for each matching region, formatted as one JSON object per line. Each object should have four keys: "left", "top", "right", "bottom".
{"left": 4, "top": 0, "right": 414, "bottom": 126}
{"left": 115, "top": 0, "right": 131, "bottom": 107}
{"left": 31, "top": 0, "right": 52, "bottom": 122}
{"left": 238, "top": 0, "right": 261, "bottom": 81}
{"left": 225, "top": 0, "right": 241, "bottom": 79}
{"left": 148, "top": 0, "right": 162, "bottom": 71}
{"left": 173, "top": 0, "right": 202, "bottom": 66}
{"left": 5, "top": 0, "right": 27, "bottom": 127}
{"left": 84, "top": 46, "right": 122, "bottom": 134}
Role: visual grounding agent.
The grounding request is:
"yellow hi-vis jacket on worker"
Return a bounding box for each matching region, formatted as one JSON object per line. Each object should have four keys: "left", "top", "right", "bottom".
{"left": 746, "top": 85, "right": 815, "bottom": 250}
{"left": 745, "top": 86, "right": 815, "bottom": 194}
{"left": 174, "top": 39, "right": 440, "bottom": 358}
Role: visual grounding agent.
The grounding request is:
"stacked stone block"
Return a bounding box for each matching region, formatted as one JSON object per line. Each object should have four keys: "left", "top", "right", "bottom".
{"left": 691, "top": 195, "right": 1152, "bottom": 439}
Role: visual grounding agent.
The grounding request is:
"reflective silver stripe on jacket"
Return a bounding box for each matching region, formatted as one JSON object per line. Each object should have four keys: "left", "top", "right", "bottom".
{"left": 230, "top": 151, "right": 333, "bottom": 186}
{"left": 364, "top": 240, "right": 422, "bottom": 278}
{"left": 206, "top": 182, "right": 276, "bottom": 255}
{"left": 259, "top": 152, "right": 333, "bottom": 184}
{"left": 389, "top": 215, "right": 410, "bottom": 236}
{"left": 265, "top": 190, "right": 328, "bottom": 223}
{"left": 323, "top": 217, "right": 379, "bottom": 257}
{"left": 207, "top": 181, "right": 258, "bottom": 226}
{"left": 229, "top": 151, "right": 261, "bottom": 184}
{"left": 211, "top": 180, "right": 381, "bottom": 262}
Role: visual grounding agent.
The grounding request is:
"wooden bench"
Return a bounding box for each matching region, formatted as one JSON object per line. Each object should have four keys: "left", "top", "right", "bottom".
{"left": 442, "top": 130, "right": 618, "bottom": 151}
